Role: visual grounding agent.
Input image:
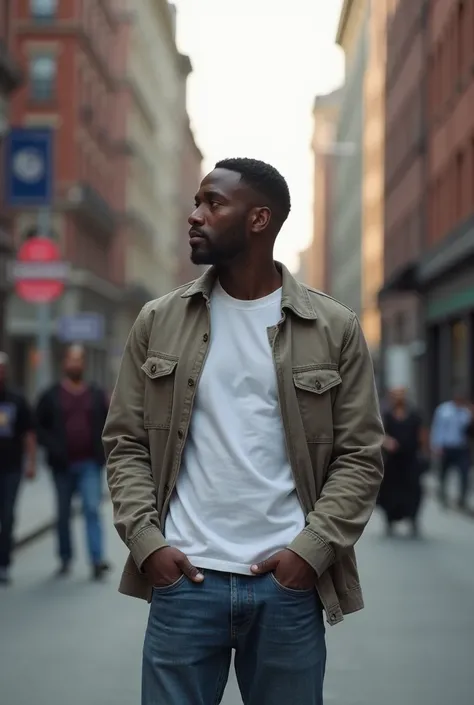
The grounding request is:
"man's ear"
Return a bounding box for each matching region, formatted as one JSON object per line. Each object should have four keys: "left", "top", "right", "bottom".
{"left": 249, "top": 206, "right": 272, "bottom": 233}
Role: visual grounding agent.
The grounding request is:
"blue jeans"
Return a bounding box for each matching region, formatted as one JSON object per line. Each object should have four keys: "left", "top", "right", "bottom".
{"left": 440, "top": 447, "right": 471, "bottom": 506}
{"left": 53, "top": 460, "right": 104, "bottom": 565}
{"left": 0, "top": 472, "right": 22, "bottom": 569}
{"left": 142, "top": 569, "right": 326, "bottom": 705}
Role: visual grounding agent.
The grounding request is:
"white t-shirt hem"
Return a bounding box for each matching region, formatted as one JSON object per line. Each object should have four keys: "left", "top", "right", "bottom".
{"left": 188, "top": 556, "right": 254, "bottom": 576}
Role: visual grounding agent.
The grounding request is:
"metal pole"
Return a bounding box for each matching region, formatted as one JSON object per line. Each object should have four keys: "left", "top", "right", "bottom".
{"left": 35, "top": 208, "right": 53, "bottom": 395}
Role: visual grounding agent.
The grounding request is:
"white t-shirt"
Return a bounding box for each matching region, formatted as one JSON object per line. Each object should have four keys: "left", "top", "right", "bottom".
{"left": 164, "top": 281, "right": 305, "bottom": 575}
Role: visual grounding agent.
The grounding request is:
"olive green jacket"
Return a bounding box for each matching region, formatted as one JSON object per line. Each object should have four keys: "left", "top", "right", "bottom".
{"left": 103, "top": 263, "right": 384, "bottom": 625}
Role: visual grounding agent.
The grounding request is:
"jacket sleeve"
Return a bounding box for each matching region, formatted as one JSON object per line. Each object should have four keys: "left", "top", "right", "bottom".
{"left": 289, "top": 313, "right": 384, "bottom": 577}
{"left": 102, "top": 307, "right": 168, "bottom": 571}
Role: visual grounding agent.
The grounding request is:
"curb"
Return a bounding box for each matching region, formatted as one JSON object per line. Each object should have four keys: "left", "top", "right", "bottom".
{"left": 14, "top": 507, "right": 82, "bottom": 552}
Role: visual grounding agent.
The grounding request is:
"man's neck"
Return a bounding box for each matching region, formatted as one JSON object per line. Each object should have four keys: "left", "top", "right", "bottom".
{"left": 217, "top": 258, "right": 281, "bottom": 301}
{"left": 62, "top": 378, "right": 86, "bottom": 394}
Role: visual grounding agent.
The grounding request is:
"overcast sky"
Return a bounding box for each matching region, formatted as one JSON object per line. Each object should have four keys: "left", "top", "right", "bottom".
{"left": 174, "top": 0, "right": 345, "bottom": 271}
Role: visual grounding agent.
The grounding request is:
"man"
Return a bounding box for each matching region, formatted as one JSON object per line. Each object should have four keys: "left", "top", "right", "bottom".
{"left": 0, "top": 352, "right": 36, "bottom": 584}
{"left": 103, "top": 158, "right": 384, "bottom": 705}
{"left": 431, "top": 388, "right": 473, "bottom": 509}
{"left": 36, "top": 345, "right": 110, "bottom": 580}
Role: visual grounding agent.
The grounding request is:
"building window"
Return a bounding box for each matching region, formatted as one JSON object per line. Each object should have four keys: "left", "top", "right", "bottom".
{"left": 457, "top": 2, "right": 465, "bottom": 77}
{"left": 29, "top": 55, "right": 56, "bottom": 102}
{"left": 451, "top": 319, "right": 469, "bottom": 395}
{"left": 30, "top": 0, "right": 57, "bottom": 20}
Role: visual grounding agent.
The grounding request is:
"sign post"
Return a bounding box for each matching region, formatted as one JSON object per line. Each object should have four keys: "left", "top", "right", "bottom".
{"left": 4, "top": 127, "right": 58, "bottom": 394}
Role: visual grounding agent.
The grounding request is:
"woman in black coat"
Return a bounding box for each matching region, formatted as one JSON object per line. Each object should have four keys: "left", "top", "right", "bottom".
{"left": 378, "top": 387, "right": 427, "bottom": 537}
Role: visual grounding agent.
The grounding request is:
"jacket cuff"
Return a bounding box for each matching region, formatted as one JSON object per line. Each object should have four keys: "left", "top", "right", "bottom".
{"left": 129, "top": 525, "right": 169, "bottom": 572}
{"left": 288, "top": 528, "right": 335, "bottom": 577}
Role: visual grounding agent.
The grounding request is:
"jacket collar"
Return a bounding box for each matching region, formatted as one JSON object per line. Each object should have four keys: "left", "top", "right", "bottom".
{"left": 181, "top": 262, "right": 317, "bottom": 320}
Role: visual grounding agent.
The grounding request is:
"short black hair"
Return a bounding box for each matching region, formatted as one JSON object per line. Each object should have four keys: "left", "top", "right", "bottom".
{"left": 215, "top": 157, "right": 291, "bottom": 225}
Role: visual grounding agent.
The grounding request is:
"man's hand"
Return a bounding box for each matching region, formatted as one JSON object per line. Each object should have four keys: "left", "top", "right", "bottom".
{"left": 143, "top": 547, "right": 204, "bottom": 587}
{"left": 24, "top": 460, "right": 36, "bottom": 481}
{"left": 251, "top": 549, "right": 316, "bottom": 590}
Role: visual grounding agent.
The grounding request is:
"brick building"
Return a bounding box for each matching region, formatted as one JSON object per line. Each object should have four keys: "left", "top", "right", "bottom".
{"left": 4, "top": 0, "right": 129, "bottom": 393}
{"left": 379, "top": 0, "right": 429, "bottom": 406}
{"left": 423, "top": 0, "right": 474, "bottom": 408}
{"left": 177, "top": 116, "right": 203, "bottom": 285}
{"left": 0, "top": 0, "right": 22, "bottom": 351}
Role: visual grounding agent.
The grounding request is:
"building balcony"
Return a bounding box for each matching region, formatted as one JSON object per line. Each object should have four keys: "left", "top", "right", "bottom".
{"left": 0, "top": 39, "right": 22, "bottom": 94}
{"left": 64, "top": 182, "right": 117, "bottom": 236}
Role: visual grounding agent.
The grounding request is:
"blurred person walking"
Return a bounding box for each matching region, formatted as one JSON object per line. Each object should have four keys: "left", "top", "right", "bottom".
{"left": 431, "top": 390, "right": 473, "bottom": 510}
{"left": 377, "top": 387, "right": 427, "bottom": 537}
{"left": 36, "top": 345, "right": 110, "bottom": 580}
{"left": 103, "top": 158, "right": 384, "bottom": 705}
{"left": 0, "top": 352, "right": 36, "bottom": 585}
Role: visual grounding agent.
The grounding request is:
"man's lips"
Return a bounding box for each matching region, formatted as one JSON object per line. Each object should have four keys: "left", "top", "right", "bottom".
{"left": 189, "top": 230, "right": 206, "bottom": 244}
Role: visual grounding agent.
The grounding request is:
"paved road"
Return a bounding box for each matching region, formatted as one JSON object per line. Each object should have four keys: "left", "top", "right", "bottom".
{"left": 1, "top": 499, "right": 473, "bottom": 705}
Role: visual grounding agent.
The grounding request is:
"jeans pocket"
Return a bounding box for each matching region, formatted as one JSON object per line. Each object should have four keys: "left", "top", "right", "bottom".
{"left": 152, "top": 574, "right": 186, "bottom": 593}
{"left": 269, "top": 572, "right": 315, "bottom": 596}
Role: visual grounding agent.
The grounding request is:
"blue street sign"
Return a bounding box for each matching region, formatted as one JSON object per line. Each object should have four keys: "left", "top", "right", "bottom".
{"left": 57, "top": 313, "right": 105, "bottom": 343}
{"left": 4, "top": 127, "right": 53, "bottom": 206}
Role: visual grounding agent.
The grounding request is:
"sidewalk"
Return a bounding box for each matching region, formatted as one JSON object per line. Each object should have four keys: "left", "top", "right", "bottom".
{"left": 14, "top": 465, "right": 58, "bottom": 548}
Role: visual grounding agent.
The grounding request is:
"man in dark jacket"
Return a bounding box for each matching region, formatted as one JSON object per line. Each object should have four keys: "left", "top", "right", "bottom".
{"left": 36, "top": 345, "right": 109, "bottom": 580}
{"left": 0, "top": 352, "right": 36, "bottom": 584}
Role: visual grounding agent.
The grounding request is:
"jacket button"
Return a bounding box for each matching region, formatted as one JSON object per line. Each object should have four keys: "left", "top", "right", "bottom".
{"left": 330, "top": 613, "right": 337, "bottom": 622}
{"left": 150, "top": 364, "right": 157, "bottom": 374}
{"left": 315, "top": 380, "right": 322, "bottom": 390}
{"left": 203, "top": 333, "right": 209, "bottom": 343}
{"left": 177, "top": 429, "right": 184, "bottom": 439}
{"left": 188, "top": 378, "right": 195, "bottom": 387}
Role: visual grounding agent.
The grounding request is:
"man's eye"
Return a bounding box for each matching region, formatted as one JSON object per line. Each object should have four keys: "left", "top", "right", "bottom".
{"left": 210, "top": 201, "right": 220, "bottom": 210}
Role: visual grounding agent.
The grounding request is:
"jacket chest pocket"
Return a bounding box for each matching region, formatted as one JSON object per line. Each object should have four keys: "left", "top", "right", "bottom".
{"left": 141, "top": 355, "right": 178, "bottom": 429}
{"left": 293, "top": 366, "right": 342, "bottom": 443}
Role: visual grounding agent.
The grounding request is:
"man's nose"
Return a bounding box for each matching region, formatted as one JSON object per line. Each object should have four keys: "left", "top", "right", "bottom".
{"left": 188, "top": 209, "right": 204, "bottom": 226}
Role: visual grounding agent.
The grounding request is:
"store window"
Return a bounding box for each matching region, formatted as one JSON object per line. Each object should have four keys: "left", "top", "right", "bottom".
{"left": 30, "top": 0, "right": 57, "bottom": 20}
{"left": 450, "top": 319, "right": 469, "bottom": 395}
{"left": 29, "top": 55, "right": 56, "bottom": 102}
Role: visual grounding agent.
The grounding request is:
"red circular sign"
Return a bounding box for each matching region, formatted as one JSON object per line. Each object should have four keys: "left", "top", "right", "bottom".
{"left": 14, "top": 236, "right": 66, "bottom": 303}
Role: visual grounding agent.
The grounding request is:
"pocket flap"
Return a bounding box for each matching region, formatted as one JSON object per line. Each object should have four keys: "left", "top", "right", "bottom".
{"left": 293, "top": 368, "right": 341, "bottom": 394}
{"left": 142, "top": 356, "right": 177, "bottom": 380}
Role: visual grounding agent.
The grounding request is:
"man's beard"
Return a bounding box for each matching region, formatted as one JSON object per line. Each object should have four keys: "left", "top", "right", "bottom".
{"left": 66, "top": 370, "right": 83, "bottom": 383}
{"left": 190, "top": 222, "right": 247, "bottom": 266}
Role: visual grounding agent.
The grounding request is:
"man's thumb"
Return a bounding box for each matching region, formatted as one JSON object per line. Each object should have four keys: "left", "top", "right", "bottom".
{"left": 251, "top": 556, "right": 278, "bottom": 575}
{"left": 177, "top": 556, "right": 204, "bottom": 583}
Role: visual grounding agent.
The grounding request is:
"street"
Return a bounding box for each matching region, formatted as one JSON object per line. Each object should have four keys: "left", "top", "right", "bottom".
{"left": 1, "top": 498, "right": 473, "bottom": 705}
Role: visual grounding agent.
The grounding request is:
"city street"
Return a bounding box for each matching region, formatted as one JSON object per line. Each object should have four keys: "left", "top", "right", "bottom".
{"left": 1, "top": 498, "right": 473, "bottom": 705}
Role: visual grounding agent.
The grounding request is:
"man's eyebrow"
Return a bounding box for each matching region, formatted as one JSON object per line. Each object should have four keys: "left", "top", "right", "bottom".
{"left": 197, "top": 188, "right": 229, "bottom": 202}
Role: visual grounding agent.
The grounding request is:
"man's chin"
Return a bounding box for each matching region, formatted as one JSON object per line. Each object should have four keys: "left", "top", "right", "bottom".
{"left": 190, "top": 248, "right": 214, "bottom": 266}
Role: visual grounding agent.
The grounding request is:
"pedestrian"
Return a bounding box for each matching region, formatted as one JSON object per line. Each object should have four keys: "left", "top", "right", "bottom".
{"left": 0, "top": 352, "right": 36, "bottom": 585}
{"left": 377, "top": 387, "right": 427, "bottom": 537}
{"left": 36, "top": 345, "right": 110, "bottom": 580}
{"left": 430, "top": 388, "right": 473, "bottom": 510}
{"left": 103, "top": 158, "right": 384, "bottom": 705}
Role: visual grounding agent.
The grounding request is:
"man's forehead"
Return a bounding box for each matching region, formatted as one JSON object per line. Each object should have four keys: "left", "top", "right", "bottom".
{"left": 199, "top": 168, "right": 244, "bottom": 195}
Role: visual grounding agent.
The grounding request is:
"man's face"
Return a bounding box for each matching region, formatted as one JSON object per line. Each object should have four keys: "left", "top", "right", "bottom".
{"left": 390, "top": 387, "right": 406, "bottom": 406}
{"left": 188, "top": 169, "right": 252, "bottom": 266}
{"left": 63, "top": 348, "right": 85, "bottom": 382}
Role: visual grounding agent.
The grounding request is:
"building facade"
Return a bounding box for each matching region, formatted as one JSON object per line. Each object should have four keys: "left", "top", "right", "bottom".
{"left": 176, "top": 116, "right": 203, "bottom": 285}
{"left": 304, "top": 88, "right": 342, "bottom": 292}
{"left": 0, "top": 1, "right": 22, "bottom": 352}
{"left": 361, "top": 0, "right": 392, "bottom": 363}
{"left": 422, "top": 0, "right": 474, "bottom": 409}
{"left": 379, "top": 0, "right": 428, "bottom": 406}
{"left": 5, "top": 0, "right": 128, "bottom": 394}
{"left": 115, "top": 0, "right": 193, "bottom": 354}
{"left": 330, "top": 0, "right": 369, "bottom": 318}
